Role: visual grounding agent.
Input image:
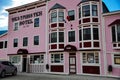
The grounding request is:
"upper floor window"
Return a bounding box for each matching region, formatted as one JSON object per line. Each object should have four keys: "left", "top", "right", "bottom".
{"left": 68, "top": 31, "right": 75, "bottom": 42}
{"left": 59, "top": 32, "right": 64, "bottom": 42}
{"left": 79, "top": 26, "right": 99, "bottom": 41}
{"left": 4, "top": 41, "right": 7, "bottom": 48}
{"left": 79, "top": 7, "right": 81, "bottom": 18}
{"left": 51, "top": 11, "right": 57, "bottom": 23}
{"left": 112, "top": 24, "right": 120, "bottom": 42}
{"left": 114, "top": 54, "right": 120, "bottom": 65}
{"left": 34, "top": 36, "right": 39, "bottom": 45}
{"left": 68, "top": 10, "right": 75, "bottom": 21}
{"left": 0, "top": 42, "right": 3, "bottom": 49}
{"left": 92, "top": 5, "right": 98, "bottom": 16}
{"left": 51, "top": 32, "right": 57, "bottom": 43}
{"left": 13, "top": 38, "right": 18, "bottom": 47}
{"left": 14, "top": 22, "right": 19, "bottom": 31}
{"left": 58, "top": 11, "right": 64, "bottom": 22}
{"left": 82, "top": 5, "right": 90, "bottom": 17}
{"left": 34, "top": 18, "right": 39, "bottom": 27}
{"left": 23, "top": 37, "right": 28, "bottom": 46}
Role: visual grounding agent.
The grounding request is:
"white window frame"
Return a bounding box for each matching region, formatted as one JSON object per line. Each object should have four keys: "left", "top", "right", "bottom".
{"left": 13, "top": 21, "right": 19, "bottom": 31}
{"left": 34, "top": 17, "right": 40, "bottom": 27}
{"left": 68, "top": 30, "right": 76, "bottom": 43}
{"left": 112, "top": 53, "right": 120, "bottom": 67}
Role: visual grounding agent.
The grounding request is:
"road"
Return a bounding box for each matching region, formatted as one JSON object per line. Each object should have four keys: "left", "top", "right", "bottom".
{"left": 1, "top": 73, "right": 120, "bottom": 80}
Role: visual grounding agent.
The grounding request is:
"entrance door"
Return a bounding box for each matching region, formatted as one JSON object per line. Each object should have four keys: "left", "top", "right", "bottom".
{"left": 22, "top": 58, "right": 27, "bottom": 72}
{"left": 69, "top": 53, "right": 76, "bottom": 74}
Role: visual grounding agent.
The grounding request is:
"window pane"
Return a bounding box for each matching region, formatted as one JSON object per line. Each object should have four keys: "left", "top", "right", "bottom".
{"left": 117, "top": 25, "right": 120, "bottom": 41}
{"left": 51, "top": 32, "right": 57, "bottom": 43}
{"left": 93, "top": 28, "right": 99, "bottom": 40}
{"left": 30, "top": 55, "right": 44, "bottom": 64}
{"left": 92, "top": 5, "right": 98, "bottom": 16}
{"left": 14, "top": 39, "right": 18, "bottom": 47}
{"left": 0, "top": 42, "right": 3, "bottom": 49}
{"left": 59, "top": 32, "right": 64, "bottom": 42}
{"left": 83, "top": 28, "right": 91, "bottom": 40}
{"left": 23, "top": 37, "right": 28, "bottom": 46}
{"left": 51, "top": 53, "right": 63, "bottom": 63}
{"left": 34, "top": 36, "right": 39, "bottom": 45}
{"left": 58, "top": 12, "right": 64, "bottom": 22}
{"left": 4, "top": 41, "right": 7, "bottom": 48}
{"left": 79, "top": 7, "right": 81, "bottom": 18}
{"left": 68, "top": 10, "right": 75, "bottom": 21}
{"left": 114, "top": 54, "right": 120, "bottom": 65}
{"left": 79, "top": 29, "right": 82, "bottom": 41}
{"left": 34, "top": 18, "right": 39, "bottom": 27}
{"left": 51, "top": 12, "right": 57, "bottom": 23}
{"left": 14, "top": 22, "right": 19, "bottom": 31}
{"left": 82, "top": 5, "right": 90, "bottom": 17}
{"left": 112, "top": 26, "right": 116, "bottom": 42}
{"left": 10, "top": 56, "right": 21, "bottom": 64}
{"left": 68, "top": 31, "right": 75, "bottom": 42}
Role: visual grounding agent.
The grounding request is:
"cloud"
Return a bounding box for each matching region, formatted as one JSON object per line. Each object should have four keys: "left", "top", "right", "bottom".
{"left": 0, "top": 0, "right": 38, "bottom": 30}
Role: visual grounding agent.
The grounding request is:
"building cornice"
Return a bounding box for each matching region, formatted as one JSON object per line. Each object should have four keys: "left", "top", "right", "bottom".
{"left": 103, "top": 10, "right": 120, "bottom": 16}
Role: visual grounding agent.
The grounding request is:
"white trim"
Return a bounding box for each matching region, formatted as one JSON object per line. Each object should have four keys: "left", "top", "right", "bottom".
{"left": 112, "top": 53, "right": 120, "bottom": 67}
{"left": 0, "top": 32, "right": 8, "bottom": 38}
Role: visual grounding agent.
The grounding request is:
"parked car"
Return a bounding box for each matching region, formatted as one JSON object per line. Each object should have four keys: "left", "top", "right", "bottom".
{"left": 0, "top": 60, "right": 17, "bottom": 78}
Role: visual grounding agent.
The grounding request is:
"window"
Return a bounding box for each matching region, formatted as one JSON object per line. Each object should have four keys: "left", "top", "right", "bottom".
{"left": 58, "top": 11, "right": 64, "bottom": 22}
{"left": 79, "top": 7, "right": 81, "bottom": 18}
{"left": 34, "top": 36, "right": 39, "bottom": 45}
{"left": 82, "top": 52, "right": 99, "bottom": 64}
{"left": 68, "top": 31, "right": 75, "bottom": 42}
{"left": 93, "top": 28, "right": 99, "bottom": 40}
{"left": 30, "top": 55, "right": 44, "bottom": 64}
{"left": 82, "top": 5, "right": 90, "bottom": 17}
{"left": 92, "top": 5, "right": 98, "bottom": 16}
{"left": 34, "top": 18, "right": 39, "bottom": 27}
{"left": 79, "top": 29, "right": 82, "bottom": 41}
{"left": 51, "top": 11, "right": 57, "bottom": 23}
{"left": 14, "top": 22, "right": 19, "bottom": 31}
{"left": 68, "top": 10, "right": 75, "bottom": 21}
{"left": 23, "top": 37, "right": 28, "bottom": 46}
{"left": 112, "top": 24, "right": 120, "bottom": 42}
{"left": 51, "top": 32, "right": 57, "bottom": 43}
{"left": 83, "top": 28, "right": 91, "bottom": 40}
{"left": 59, "top": 32, "right": 64, "bottom": 42}
{"left": 4, "top": 41, "right": 7, "bottom": 48}
{"left": 0, "top": 42, "right": 3, "bottom": 49}
{"left": 51, "top": 53, "right": 63, "bottom": 63}
{"left": 13, "top": 38, "right": 18, "bottom": 47}
{"left": 114, "top": 54, "right": 120, "bottom": 65}
{"left": 10, "top": 56, "right": 21, "bottom": 64}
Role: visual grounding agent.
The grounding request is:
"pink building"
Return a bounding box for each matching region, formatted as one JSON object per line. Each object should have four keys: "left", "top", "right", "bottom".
{"left": 103, "top": 11, "right": 120, "bottom": 77}
{"left": 0, "top": 0, "right": 119, "bottom": 77}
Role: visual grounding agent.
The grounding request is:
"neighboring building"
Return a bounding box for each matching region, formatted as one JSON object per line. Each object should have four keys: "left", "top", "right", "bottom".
{"left": 0, "top": 31, "right": 8, "bottom": 59}
{"left": 0, "top": 0, "right": 119, "bottom": 77}
{"left": 103, "top": 11, "right": 120, "bottom": 77}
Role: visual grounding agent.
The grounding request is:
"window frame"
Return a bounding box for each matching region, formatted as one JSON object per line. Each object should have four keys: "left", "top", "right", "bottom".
{"left": 51, "top": 53, "right": 64, "bottom": 64}
{"left": 13, "top": 22, "right": 19, "bottom": 31}
{"left": 68, "top": 30, "right": 76, "bottom": 42}
{"left": 34, "top": 36, "right": 39, "bottom": 45}
{"left": 23, "top": 37, "right": 28, "bottom": 47}
{"left": 13, "top": 38, "right": 18, "bottom": 47}
{"left": 68, "top": 10, "right": 75, "bottom": 21}
{"left": 51, "top": 10, "right": 57, "bottom": 23}
{"left": 34, "top": 17, "right": 40, "bottom": 27}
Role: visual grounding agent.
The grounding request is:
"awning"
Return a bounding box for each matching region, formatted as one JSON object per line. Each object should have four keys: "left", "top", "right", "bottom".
{"left": 64, "top": 44, "right": 77, "bottom": 51}
{"left": 108, "top": 19, "right": 120, "bottom": 26}
{"left": 17, "top": 49, "right": 28, "bottom": 54}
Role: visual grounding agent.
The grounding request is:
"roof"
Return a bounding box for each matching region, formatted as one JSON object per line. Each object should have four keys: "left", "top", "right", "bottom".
{"left": 102, "top": 2, "right": 109, "bottom": 13}
{"left": 49, "top": 3, "right": 66, "bottom": 11}
{"left": 108, "top": 19, "right": 120, "bottom": 26}
{"left": 0, "top": 30, "right": 7, "bottom": 35}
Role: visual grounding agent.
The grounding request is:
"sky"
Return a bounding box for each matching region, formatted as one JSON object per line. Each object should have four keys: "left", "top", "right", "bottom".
{"left": 0, "top": 0, "right": 120, "bottom": 30}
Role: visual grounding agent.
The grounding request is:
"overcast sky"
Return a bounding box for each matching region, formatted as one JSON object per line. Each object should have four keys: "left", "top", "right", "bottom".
{"left": 0, "top": 0, "right": 120, "bottom": 30}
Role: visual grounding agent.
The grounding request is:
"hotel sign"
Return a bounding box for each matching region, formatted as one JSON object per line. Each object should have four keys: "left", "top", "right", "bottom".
{"left": 11, "top": 11, "right": 42, "bottom": 26}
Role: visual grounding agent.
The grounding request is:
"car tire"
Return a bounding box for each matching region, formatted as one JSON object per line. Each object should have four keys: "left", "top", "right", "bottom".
{"left": 0, "top": 71, "right": 6, "bottom": 78}
{"left": 12, "top": 70, "right": 17, "bottom": 76}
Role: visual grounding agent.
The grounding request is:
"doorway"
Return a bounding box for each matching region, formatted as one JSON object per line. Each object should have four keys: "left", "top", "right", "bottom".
{"left": 69, "top": 53, "right": 76, "bottom": 74}
{"left": 22, "top": 57, "right": 27, "bottom": 72}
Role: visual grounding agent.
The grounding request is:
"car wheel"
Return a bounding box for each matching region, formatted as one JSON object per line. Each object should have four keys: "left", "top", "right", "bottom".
{"left": 12, "top": 70, "right": 17, "bottom": 76}
{"left": 0, "top": 71, "right": 6, "bottom": 78}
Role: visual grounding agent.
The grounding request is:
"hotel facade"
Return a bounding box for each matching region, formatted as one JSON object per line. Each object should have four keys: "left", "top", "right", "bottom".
{"left": 0, "top": 0, "right": 120, "bottom": 77}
